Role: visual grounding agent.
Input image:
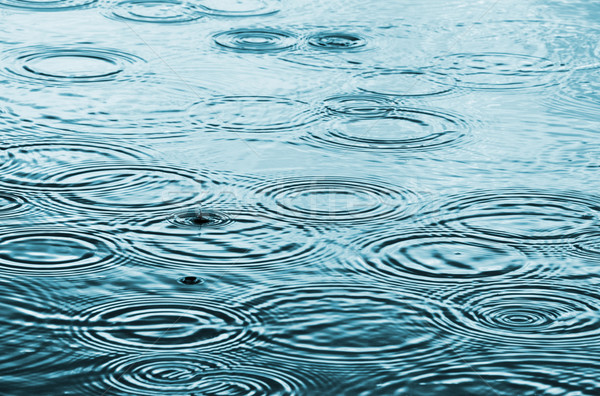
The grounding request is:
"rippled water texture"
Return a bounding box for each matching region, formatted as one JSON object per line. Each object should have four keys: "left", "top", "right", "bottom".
{"left": 1, "top": 0, "right": 600, "bottom": 395}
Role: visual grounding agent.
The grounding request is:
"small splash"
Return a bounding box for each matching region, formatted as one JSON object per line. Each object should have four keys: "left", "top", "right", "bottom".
{"left": 307, "top": 32, "right": 366, "bottom": 50}
{"left": 169, "top": 208, "right": 233, "bottom": 228}
{"left": 177, "top": 276, "right": 204, "bottom": 285}
{"left": 213, "top": 28, "right": 296, "bottom": 53}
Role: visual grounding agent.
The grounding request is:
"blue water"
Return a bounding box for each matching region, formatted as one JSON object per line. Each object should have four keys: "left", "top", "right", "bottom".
{"left": 1, "top": 0, "right": 600, "bottom": 394}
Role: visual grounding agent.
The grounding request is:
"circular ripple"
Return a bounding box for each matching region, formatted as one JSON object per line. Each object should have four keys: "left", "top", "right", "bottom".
{"left": 70, "top": 295, "right": 260, "bottom": 353}
{"left": 47, "top": 165, "right": 222, "bottom": 215}
{"left": 0, "top": 228, "right": 128, "bottom": 276}
{"left": 129, "top": 210, "right": 334, "bottom": 270}
{"left": 169, "top": 208, "right": 233, "bottom": 228}
{"left": 245, "top": 284, "right": 447, "bottom": 364}
{"left": 351, "top": 231, "right": 530, "bottom": 285}
{"left": 0, "top": 192, "right": 32, "bottom": 220}
{"left": 548, "top": 67, "right": 600, "bottom": 121}
{"left": 427, "top": 190, "right": 600, "bottom": 244}
{"left": 323, "top": 94, "right": 397, "bottom": 118}
{"left": 187, "top": 96, "right": 315, "bottom": 133}
{"left": 355, "top": 69, "right": 456, "bottom": 97}
{"left": 3, "top": 46, "right": 143, "bottom": 85}
{"left": 433, "top": 282, "right": 600, "bottom": 348}
{"left": 344, "top": 353, "right": 600, "bottom": 396}
{"left": 214, "top": 29, "right": 296, "bottom": 53}
{"left": 253, "top": 177, "right": 418, "bottom": 224}
{"left": 434, "top": 52, "right": 561, "bottom": 90}
{"left": 307, "top": 32, "right": 366, "bottom": 50}
{"left": 0, "top": 0, "right": 96, "bottom": 11}
{"left": 306, "top": 107, "right": 469, "bottom": 152}
{"left": 194, "top": 0, "right": 279, "bottom": 16}
{"left": 0, "top": 140, "right": 150, "bottom": 191}
{"left": 105, "top": 0, "right": 203, "bottom": 24}
{"left": 86, "top": 353, "right": 324, "bottom": 395}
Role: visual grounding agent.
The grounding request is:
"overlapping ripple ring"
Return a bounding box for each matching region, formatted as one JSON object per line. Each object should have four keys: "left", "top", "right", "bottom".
{"left": 194, "top": 0, "right": 280, "bottom": 17}
{"left": 306, "top": 106, "right": 470, "bottom": 152}
{"left": 3, "top": 46, "right": 143, "bottom": 85}
{"left": 69, "top": 294, "right": 261, "bottom": 353}
{"left": 426, "top": 189, "right": 600, "bottom": 244}
{"left": 342, "top": 352, "right": 600, "bottom": 395}
{"left": 0, "top": 276, "right": 81, "bottom": 389}
{"left": 349, "top": 230, "right": 532, "bottom": 285}
{"left": 434, "top": 52, "right": 562, "bottom": 90}
{"left": 252, "top": 176, "right": 419, "bottom": 225}
{"left": 0, "top": 191, "right": 32, "bottom": 220}
{"left": 105, "top": 0, "right": 204, "bottom": 24}
{"left": 187, "top": 96, "right": 316, "bottom": 133}
{"left": 213, "top": 29, "right": 296, "bottom": 52}
{"left": 87, "top": 353, "right": 326, "bottom": 395}
{"left": 128, "top": 210, "right": 337, "bottom": 271}
{"left": 430, "top": 281, "right": 600, "bottom": 348}
{"left": 0, "top": 0, "right": 97, "bottom": 11}
{"left": 244, "top": 283, "right": 449, "bottom": 364}
{"left": 0, "top": 227, "right": 129, "bottom": 276}
{"left": 46, "top": 164, "right": 224, "bottom": 215}
{"left": 307, "top": 31, "right": 367, "bottom": 50}
{"left": 323, "top": 94, "right": 397, "bottom": 118}
{"left": 0, "top": 140, "right": 151, "bottom": 191}
{"left": 355, "top": 69, "right": 456, "bottom": 97}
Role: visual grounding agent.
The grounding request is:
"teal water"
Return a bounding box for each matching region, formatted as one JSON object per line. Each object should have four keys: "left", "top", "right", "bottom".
{"left": 1, "top": 1, "right": 600, "bottom": 395}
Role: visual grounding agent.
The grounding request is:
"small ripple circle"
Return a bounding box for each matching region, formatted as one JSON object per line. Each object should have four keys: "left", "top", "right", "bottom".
{"left": 214, "top": 29, "right": 296, "bottom": 53}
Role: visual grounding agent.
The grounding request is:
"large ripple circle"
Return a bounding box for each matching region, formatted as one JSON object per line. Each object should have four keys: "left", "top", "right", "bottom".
{"left": 47, "top": 164, "right": 223, "bottom": 215}
{"left": 214, "top": 29, "right": 296, "bottom": 52}
{"left": 350, "top": 231, "right": 531, "bottom": 285}
{"left": 70, "top": 295, "right": 260, "bottom": 353}
{"left": 0, "top": 228, "right": 128, "bottom": 276}
{"left": 0, "top": 140, "right": 150, "bottom": 191}
{"left": 252, "top": 176, "right": 419, "bottom": 224}
{"left": 431, "top": 282, "right": 600, "bottom": 347}
{"left": 434, "top": 52, "right": 562, "bottom": 90}
{"left": 105, "top": 0, "right": 204, "bottom": 24}
{"left": 0, "top": 0, "right": 97, "bottom": 11}
{"left": 187, "top": 96, "right": 315, "bottom": 133}
{"left": 426, "top": 189, "right": 600, "bottom": 244}
{"left": 244, "top": 284, "right": 447, "bottom": 364}
{"left": 307, "top": 107, "right": 470, "bottom": 152}
{"left": 86, "top": 353, "right": 326, "bottom": 395}
{"left": 3, "top": 46, "right": 143, "bottom": 85}
{"left": 355, "top": 69, "right": 456, "bottom": 97}
{"left": 128, "top": 210, "right": 336, "bottom": 271}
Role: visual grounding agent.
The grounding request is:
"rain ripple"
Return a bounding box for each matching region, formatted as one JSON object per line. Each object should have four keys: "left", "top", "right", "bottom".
{"left": 69, "top": 294, "right": 261, "bottom": 353}
{"left": 104, "top": 0, "right": 204, "bottom": 24}
{"left": 84, "top": 353, "right": 327, "bottom": 395}
{"left": 431, "top": 281, "right": 600, "bottom": 348}
{"left": 245, "top": 283, "right": 449, "bottom": 365}
{"left": 213, "top": 29, "right": 296, "bottom": 53}
{"left": 2, "top": 45, "right": 143, "bottom": 85}
{"left": 0, "top": 0, "right": 97, "bottom": 11}
{"left": 0, "top": 227, "right": 129, "bottom": 276}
